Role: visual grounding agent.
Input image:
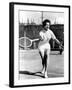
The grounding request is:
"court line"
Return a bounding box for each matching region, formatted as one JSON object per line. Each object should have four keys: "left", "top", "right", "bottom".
{"left": 48, "top": 72, "right": 64, "bottom": 76}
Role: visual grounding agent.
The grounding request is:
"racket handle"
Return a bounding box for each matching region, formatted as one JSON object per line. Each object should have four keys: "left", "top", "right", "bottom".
{"left": 32, "top": 38, "right": 39, "bottom": 42}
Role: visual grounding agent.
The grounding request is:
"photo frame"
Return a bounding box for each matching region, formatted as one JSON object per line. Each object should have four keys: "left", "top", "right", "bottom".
{"left": 9, "top": 2, "right": 70, "bottom": 87}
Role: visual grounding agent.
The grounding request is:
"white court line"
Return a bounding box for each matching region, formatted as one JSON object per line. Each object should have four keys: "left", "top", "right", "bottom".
{"left": 48, "top": 72, "right": 64, "bottom": 76}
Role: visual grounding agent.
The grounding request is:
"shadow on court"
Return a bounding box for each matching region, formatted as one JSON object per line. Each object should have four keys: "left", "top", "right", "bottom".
{"left": 19, "top": 71, "right": 45, "bottom": 78}
{"left": 19, "top": 50, "right": 64, "bottom": 79}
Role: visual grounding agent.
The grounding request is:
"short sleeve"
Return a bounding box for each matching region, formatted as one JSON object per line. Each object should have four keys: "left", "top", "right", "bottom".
{"left": 39, "top": 31, "right": 44, "bottom": 40}
{"left": 50, "top": 30, "right": 56, "bottom": 40}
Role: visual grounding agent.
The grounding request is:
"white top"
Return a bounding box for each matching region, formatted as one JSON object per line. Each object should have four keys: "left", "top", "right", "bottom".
{"left": 39, "top": 29, "right": 56, "bottom": 42}
{"left": 38, "top": 29, "right": 56, "bottom": 51}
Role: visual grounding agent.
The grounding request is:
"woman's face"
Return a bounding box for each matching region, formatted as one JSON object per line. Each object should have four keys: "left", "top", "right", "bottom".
{"left": 44, "top": 22, "right": 50, "bottom": 30}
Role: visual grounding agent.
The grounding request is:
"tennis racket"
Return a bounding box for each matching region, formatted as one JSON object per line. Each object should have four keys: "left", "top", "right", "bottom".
{"left": 19, "top": 37, "right": 39, "bottom": 48}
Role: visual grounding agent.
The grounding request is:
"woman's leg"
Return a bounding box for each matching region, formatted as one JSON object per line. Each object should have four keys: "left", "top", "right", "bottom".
{"left": 44, "top": 49, "right": 50, "bottom": 78}
{"left": 39, "top": 50, "right": 45, "bottom": 74}
{"left": 44, "top": 50, "right": 48, "bottom": 77}
{"left": 39, "top": 49, "right": 50, "bottom": 78}
{"left": 39, "top": 51, "right": 44, "bottom": 68}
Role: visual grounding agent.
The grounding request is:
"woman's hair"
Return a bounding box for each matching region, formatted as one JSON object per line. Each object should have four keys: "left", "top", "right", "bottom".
{"left": 42, "top": 19, "right": 51, "bottom": 27}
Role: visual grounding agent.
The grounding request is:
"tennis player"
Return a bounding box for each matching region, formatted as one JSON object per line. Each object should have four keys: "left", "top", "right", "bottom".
{"left": 38, "top": 19, "right": 62, "bottom": 78}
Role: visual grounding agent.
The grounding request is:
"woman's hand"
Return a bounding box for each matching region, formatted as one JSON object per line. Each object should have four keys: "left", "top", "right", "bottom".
{"left": 59, "top": 43, "right": 64, "bottom": 50}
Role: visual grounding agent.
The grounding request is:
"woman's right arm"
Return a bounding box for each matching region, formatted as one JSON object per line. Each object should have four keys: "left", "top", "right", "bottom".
{"left": 39, "top": 31, "right": 44, "bottom": 41}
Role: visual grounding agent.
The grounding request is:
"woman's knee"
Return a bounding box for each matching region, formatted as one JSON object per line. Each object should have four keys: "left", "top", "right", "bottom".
{"left": 39, "top": 50, "right": 44, "bottom": 57}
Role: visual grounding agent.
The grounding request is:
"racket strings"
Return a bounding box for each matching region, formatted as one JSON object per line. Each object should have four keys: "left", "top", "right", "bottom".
{"left": 19, "top": 38, "right": 32, "bottom": 47}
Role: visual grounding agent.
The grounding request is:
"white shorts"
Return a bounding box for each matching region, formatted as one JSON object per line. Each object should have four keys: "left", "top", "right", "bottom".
{"left": 38, "top": 41, "right": 50, "bottom": 55}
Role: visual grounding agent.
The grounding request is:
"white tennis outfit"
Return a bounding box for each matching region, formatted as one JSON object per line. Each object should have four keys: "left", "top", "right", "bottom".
{"left": 38, "top": 29, "right": 56, "bottom": 56}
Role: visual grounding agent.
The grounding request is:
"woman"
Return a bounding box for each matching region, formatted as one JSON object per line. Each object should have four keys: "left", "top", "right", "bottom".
{"left": 38, "top": 19, "right": 62, "bottom": 78}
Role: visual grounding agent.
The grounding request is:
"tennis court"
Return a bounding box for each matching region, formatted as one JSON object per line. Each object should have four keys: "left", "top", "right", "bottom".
{"left": 19, "top": 49, "right": 64, "bottom": 79}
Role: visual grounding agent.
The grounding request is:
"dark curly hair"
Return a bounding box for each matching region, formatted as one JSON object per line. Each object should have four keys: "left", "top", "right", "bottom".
{"left": 42, "top": 19, "right": 51, "bottom": 27}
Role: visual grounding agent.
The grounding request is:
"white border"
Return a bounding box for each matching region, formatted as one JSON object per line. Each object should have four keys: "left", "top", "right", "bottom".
{"left": 14, "top": 4, "right": 69, "bottom": 86}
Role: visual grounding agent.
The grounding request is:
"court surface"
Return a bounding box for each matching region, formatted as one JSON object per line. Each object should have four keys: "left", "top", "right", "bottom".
{"left": 19, "top": 49, "right": 64, "bottom": 79}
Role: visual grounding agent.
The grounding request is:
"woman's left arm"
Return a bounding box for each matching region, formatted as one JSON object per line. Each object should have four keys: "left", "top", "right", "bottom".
{"left": 54, "top": 38, "right": 63, "bottom": 51}
{"left": 50, "top": 30, "right": 61, "bottom": 46}
{"left": 54, "top": 38, "right": 61, "bottom": 46}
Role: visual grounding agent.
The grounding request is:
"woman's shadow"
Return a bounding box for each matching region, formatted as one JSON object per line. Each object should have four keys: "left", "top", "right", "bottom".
{"left": 19, "top": 71, "right": 45, "bottom": 78}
